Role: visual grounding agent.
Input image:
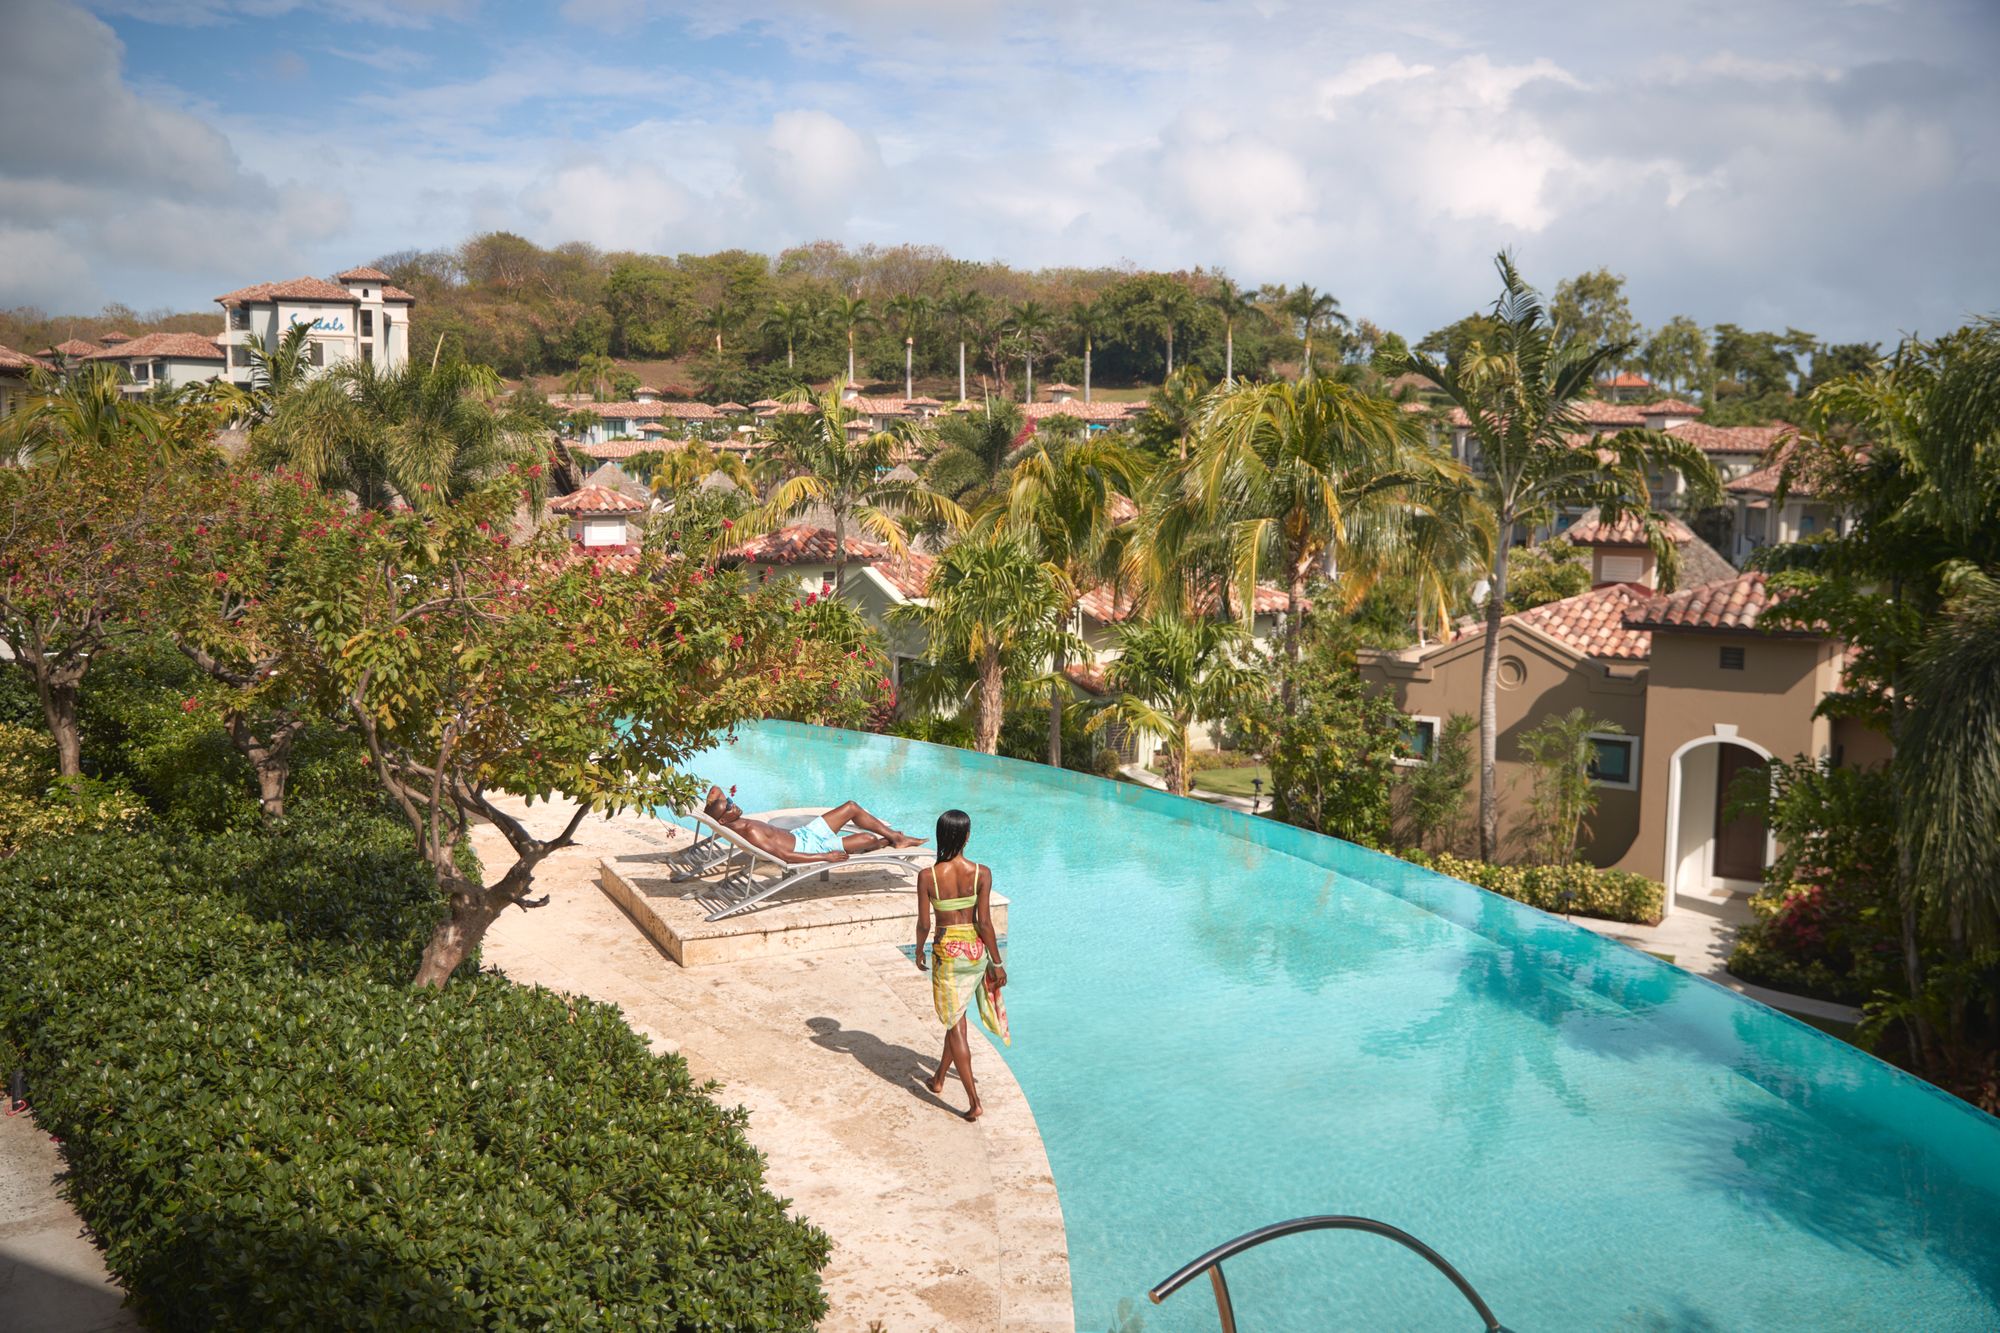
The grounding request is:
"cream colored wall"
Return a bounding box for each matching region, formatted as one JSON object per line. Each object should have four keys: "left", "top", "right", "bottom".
{"left": 1359, "top": 625, "right": 1647, "bottom": 864}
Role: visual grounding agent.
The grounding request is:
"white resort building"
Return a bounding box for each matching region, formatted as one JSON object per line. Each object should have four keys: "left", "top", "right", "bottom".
{"left": 214, "top": 267, "right": 414, "bottom": 386}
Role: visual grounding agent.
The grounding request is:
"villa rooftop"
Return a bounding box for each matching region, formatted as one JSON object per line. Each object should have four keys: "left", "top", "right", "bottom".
{"left": 85, "top": 332, "right": 225, "bottom": 361}
{"left": 550, "top": 484, "right": 648, "bottom": 515}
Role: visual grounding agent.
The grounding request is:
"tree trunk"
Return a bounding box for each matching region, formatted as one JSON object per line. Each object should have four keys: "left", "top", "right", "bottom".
{"left": 1165, "top": 326, "right": 1175, "bottom": 377}
{"left": 1165, "top": 730, "right": 1189, "bottom": 796}
{"left": 1303, "top": 334, "right": 1313, "bottom": 379}
{"left": 905, "top": 338, "right": 914, "bottom": 400}
{"left": 1225, "top": 324, "right": 1234, "bottom": 384}
{"left": 787, "top": 338, "right": 795, "bottom": 369}
{"left": 226, "top": 713, "right": 303, "bottom": 821}
{"left": 1025, "top": 355, "right": 1034, "bottom": 404}
{"left": 847, "top": 330, "right": 856, "bottom": 383}
{"left": 1478, "top": 538, "right": 1512, "bottom": 861}
{"left": 1048, "top": 637, "right": 1066, "bottom": 768}
{"left": 38, "top": 675, "right": 83, "bottom": 779}
{"left": 413, "top": 872, "right": 513, "bottom": 988}
{"left": 1888, "top": 662, "right": 1936, "bottom": 1067}
{"left": 1084, "top": 338, "right": 1093, "bottom": 403}
{"left": 975, "top": 645, "right": 1003, "bottom": 754}
{"left": 958, "top": 340, "right": 967, "bottom": 402}
{"left": 832, "top": 506, "right": 848, "bottom": 595}
{"left": 1280, "top": 552, "right": 1307, "bottom": 714}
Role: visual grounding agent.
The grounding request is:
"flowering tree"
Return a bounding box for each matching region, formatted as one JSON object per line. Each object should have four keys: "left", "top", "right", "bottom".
{"left": 154, "top": 471, "right": 355, "bottom": 819}
{"left": 285, "top": 476, "right": 885, "bottom": 985}
{"left": 0, "top": 446, "right": 168, "bottom": 777}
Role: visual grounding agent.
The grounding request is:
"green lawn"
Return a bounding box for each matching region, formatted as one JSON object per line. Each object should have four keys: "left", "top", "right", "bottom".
{"left": 1148, "top": 761, "right": 1270, "bottom": 799}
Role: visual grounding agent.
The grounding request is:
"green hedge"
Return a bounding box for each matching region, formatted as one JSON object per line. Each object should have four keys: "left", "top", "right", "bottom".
{"left": 1400, "top": 850, "right": 1665, "bottom": 926}
{"left": 0, "top": 825, "right": 829, "bottom": 1330}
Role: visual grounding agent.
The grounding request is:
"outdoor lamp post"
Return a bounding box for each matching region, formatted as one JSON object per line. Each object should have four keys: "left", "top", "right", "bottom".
{"left": 1251, "top": 776, "right": 1263, "bottom": 815}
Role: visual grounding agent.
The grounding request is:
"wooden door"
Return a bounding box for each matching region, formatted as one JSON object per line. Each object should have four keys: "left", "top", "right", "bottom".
{"left": 1712, "top": 745, "right": 1769, "bottom": 882}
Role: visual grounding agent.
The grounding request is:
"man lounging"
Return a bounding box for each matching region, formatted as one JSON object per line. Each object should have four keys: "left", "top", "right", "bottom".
{"left": 702, "top": 786, "right": 926, "bottom": 864}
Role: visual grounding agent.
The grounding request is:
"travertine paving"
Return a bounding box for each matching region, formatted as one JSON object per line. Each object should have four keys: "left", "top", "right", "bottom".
{"left": 474, "top": 796, "right": 1074, "bottom": 1333}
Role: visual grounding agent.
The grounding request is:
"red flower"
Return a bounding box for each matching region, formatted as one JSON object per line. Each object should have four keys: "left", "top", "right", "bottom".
{"left": 181, "top": 697, "right": 200, "bottom": 713}
{"left": 729, "top": 633, "right": 744, "bottom": 649}
{"left": 720, "top": 518, "right": 733, "bottom": 530}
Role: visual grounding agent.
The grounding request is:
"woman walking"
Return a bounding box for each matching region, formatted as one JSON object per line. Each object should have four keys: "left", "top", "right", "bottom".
{"left": 916, "top": 809, "right": 1009, "bottom": 1120}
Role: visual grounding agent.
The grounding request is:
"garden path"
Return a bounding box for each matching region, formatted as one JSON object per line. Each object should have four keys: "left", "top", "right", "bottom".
{"left": 474, "top": 796, "right": 1075, "bottom": 1333}
{"left": 0, "top": 1105, "right": 138, "bottom": 1332}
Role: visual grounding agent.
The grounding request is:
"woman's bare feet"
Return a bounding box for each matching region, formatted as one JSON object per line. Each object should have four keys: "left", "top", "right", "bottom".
{"left": 889, "top": 830, "right": 926, "bottom": 849}
{"left": 926, "top": 1068, "right": 949, "bottom": 1096}
{"left": 965, "top": 1096, "right": 984, "bottom": 1122}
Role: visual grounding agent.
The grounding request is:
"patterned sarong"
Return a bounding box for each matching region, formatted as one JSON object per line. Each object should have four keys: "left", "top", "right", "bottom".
{"left": 931, "top": 924, "right": 1010, "bottom": 1046}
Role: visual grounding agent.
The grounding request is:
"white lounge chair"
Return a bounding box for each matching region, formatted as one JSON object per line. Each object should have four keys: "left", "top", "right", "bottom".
{"left": 663, "top": 808, "right": 936, "bottom": 921}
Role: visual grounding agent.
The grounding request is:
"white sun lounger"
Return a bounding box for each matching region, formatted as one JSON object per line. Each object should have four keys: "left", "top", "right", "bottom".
{"left": 663, "top": 808, "right": 935, "bottom": 921}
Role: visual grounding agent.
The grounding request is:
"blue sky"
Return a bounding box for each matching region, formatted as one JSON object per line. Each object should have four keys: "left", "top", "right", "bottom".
{"left": 4, "top": 0, "right": 1997, "bottom": 345}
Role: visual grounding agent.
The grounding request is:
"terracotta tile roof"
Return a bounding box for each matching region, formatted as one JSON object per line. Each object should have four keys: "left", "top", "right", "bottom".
{"left": 550, "top": 484, "right": 648, "bottom": 515}
{"left": 1725, "top": 460, "right": 1818, "bottom": 499}
{"left": 214, "top": 276, "right": 356, "bottom": 305}
{"left": 749, "top": 398, "right": 783, "bottom": 409}
{"left": 381, "top": 285, "right": 416, "bottom": 302}
{"left": 0, "top": 343, "right": 53, "bottom": 373}
{"left": 732, "top": 524, "right": 888, "bottom": 566}
{"left": 874, "top": 549, "right": 935, "bottom": 600}
{"left": 906, "top": 395, "right": 943, "bottom": 406}
{"left": 845, "top": 395, "right": 918, "bottom": 414}
{"left": 570, "top": 401, "right": 666, "bottom": 420}
{"left": 1020, "top": 400, "right": 1141, "bottom": 422}
{"left": 1636, "top": 398, "right": 1702, "bottom": 416}
{"left": 633, "top": 385, "right": 663, "bottom": 396}
{"left": 564, "top": 542, "right": 643, "bottom": 574}
{"left": 1042, "top": 382, "right": 1079, "bottom": 392}
{"left": 85, "top": 331, "right": 225, "bottom": 361}
{"left": 714, "top": 401, "right": 748, "bottom": 412}
{"left": 578, "top": 438, "right": 667, "bottom": 459}
{"left": 1624, "top": 572, "right": 1793, "bottom": 633}
{"left": 1063, "top": 663, "right": 1110, "bottom": 696}
{"left": 1513, "top": 583, "right": 1655, "bottom": 659}
{"left": 1077, "top": 578, "right": 1292, "bottom": 623}
{"left": 98, "top": 330, "right": 131, "bottom": 343}
{"left": 1667, "top": 420, "right": 1800, "bottom": 456}
{"left": 1599, "top": 373, "right": 1652, "bottom": 389}
{"left": 335, "top": 266, "right": 391, "bottom": 281}
{"left": 1108, "top": 493, "right": 1140, "bottom": 525}
{"left": 1562, "top": 510, "right": 1696, "bottom": 547}
{"left": 42, "top": 338, "right": 101, "bottom": 359}
{"left": 582, "top": 462, "right": 649, "bottom": 499}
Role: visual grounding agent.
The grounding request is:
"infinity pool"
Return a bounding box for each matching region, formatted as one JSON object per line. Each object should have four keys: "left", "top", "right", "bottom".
{"left": 679, "top": 722, "right": 2000, "bottom": 1331}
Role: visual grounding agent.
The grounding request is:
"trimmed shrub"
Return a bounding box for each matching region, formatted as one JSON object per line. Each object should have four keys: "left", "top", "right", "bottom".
{"left": 0, "top": 828, "right": 830, "bottom": 1330}
{"left": 1400, "top": 849, "right": 1664, "bottom": 926}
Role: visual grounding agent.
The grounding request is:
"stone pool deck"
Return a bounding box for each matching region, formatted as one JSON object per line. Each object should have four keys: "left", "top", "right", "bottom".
{"left": 473, "top": 797, "right": 1074, "bottom": 1333}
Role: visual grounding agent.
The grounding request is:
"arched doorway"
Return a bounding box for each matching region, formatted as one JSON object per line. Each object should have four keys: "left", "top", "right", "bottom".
{"left": 1664, "top": 737, "right": 1773, "bottom": 905}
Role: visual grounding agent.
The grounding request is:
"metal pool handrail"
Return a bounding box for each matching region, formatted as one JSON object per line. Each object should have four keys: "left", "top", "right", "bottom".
{"left": 1148, "top": 1214, "right": 1511, "bottom": 1332}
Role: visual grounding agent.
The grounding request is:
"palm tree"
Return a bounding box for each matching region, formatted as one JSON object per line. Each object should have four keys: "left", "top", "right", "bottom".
{"left": 704, "top": 299, "right": 744, "bottom": 357}
{"left": 892, "top": 533, "right": 1065, "bottom": 753}
{"left": 757, "top": 380, "right": 965, "bottom": 593}
{"left": 832, "top": 295, "right": 875, "bottom": 383}
{"left": 256, "top": 342, "right": 544, "bottom": 510}
{"left": 1159, "top": 375, "right": 1450, "bottom": 709}
{"left": 762, "top": 300, "right": 811, "bottom": 369}
{"left": 1, "top": 363, "right": 166, "bottom": 468}
{"left": 1153, "top": 283, "right": 1196, "bottom": 379}
{"left": 1003, "top": 431, "right": 1146, "bottom": 765}
{"left": 887, "top": 293, "right": 933, "bottom": 399}
{"left": 648, "top": 439, "right": 755, "bottom": 497}
{"left": 565, "top": 352, "right": 617, "bottom": 401}
{"left": 237, "top": 321, "right": 317, "bottom": 421}
{"left": 1208, "top": 278, "right": 1264, "bottom": 385}
{"left": 937, "top": 288, "right": 987, "bottom": 403}
{"left": 1072, "top": 299, "right": 1111, "bottom": 403}
{"left": 924, "top": 397, "right": 1024, "bottom": 509}
{"left": 1008, "top": 300, "right": 1054, "bottom": 402}
{"left": 1401, "top": 253, "right": 1722, "bottom": 859}
{"left": 1079, "top": 614, "right": 1263, "bottom": 795}
{"left": 1136, "top": 366, "right": 1211, "bottom": 462}
{"left": 1285, "top": 285, "right": 1345, "bottom": 378}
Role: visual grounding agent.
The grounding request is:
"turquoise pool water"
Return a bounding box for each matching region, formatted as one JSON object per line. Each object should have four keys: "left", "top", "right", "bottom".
{"left": 675, "top": 722, "right": 2000, "bottom": 1331}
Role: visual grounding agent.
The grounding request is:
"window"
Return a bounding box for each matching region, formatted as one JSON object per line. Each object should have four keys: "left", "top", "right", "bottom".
{"left": 820, "top": 571, "right": 835, "bottom": 594}
{"left": 361, "top": 343, "right": 373, "bottom": 365}
{"left": 360, "top": 309, "right": 373, "bottom": 337}
{"left": 306, "top": 340, "right": 324, "bottom": 367}
{"left": 228, "top": 307, "right": 248, "bottom": 331}
{"left": 1720, "top": 646, "right": 1745, "bottom": 670}
{"left": 1398, "top": 715, "right": 1440, "bottom": 767}
{"left": 1586, "top": 733, "right": 1638, "bottom": 789}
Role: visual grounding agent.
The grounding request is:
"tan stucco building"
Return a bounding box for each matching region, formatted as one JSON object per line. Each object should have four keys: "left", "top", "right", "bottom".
{"left": 1359, "top": 517, "right": 1889, "bottom": 915}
